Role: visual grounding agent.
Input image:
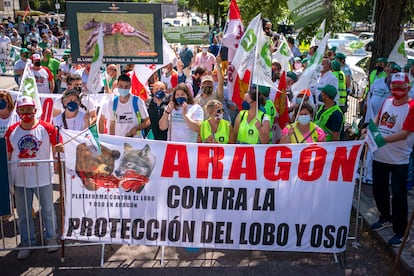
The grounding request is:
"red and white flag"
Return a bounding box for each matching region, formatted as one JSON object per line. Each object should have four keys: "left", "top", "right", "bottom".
{"left": 222, "top": 0, "right": 248, "bottom": 109}
{"left": 132, "top": 37, "right": 177, "bottom": 99}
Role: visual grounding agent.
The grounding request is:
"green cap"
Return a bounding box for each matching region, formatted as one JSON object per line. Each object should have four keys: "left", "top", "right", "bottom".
{"left": 63, "top": 49, "right": 71, "bottom": 55}
{"left": 301, "top": 58, "right": 309, "bottom": 64}
{"left": 294, "top": 57, "right": 301, "bottom": 62}
{"left": 20, "top": 48, "right": 29, "bottom": 54}
{"left": 335, "top": 52, "right": 346, "bottom": 60}
{"left": 376, "top": 57, "right": 387, "bottom": 63}
{"left": 318, "top": 84, "right": 337, "bottom": 99}
{"left": 390, "top": 63, "right": 401, "bottom": 72}
{"left": 329, "top": 46, "right": 337, "bottom": 53}
{"left": 332, "top": 60, "right": 341, "bottom": 71}
{"left": 408, "top": 59, "right": 414, "bottom": 65}
{"left": 286, "top": 71, "right": 297, "bottom": 82}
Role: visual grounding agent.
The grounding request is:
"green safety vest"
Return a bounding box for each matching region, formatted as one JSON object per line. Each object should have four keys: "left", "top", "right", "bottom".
{"left": 364, "top": 70, "right": 387, "bottom": 98}
{"left": 237, "top": 110, "right": 267, "bottom": 144}
{"left": 315, "top": 104, "right": 344, "bottom": 141}
{"left": 264, "top": 99, "right": 277, "bottom": 142}
{"left": 332, "top": 70, "right": 347, "bottom": 106}
{"left": 200, "top": 118, "right": 231, "bottom": 144}
{"left": 286, "top": 121, "right": 319, "bottom": 143}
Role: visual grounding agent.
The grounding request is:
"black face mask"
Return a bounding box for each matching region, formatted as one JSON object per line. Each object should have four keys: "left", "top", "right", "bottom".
{"left": 34, "top": 61, "right": 41, "bottom": 67}
{"left": 376, "top": 66, "right": 384, "bottom": 72}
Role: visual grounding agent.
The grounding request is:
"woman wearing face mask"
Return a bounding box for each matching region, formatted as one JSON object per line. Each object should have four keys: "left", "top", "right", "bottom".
{"left": 159, "top": 83, "right": 204, "bottom": 142}
{"left": 197, "top": 99, "right": 235, "bottom": 144}
{"left": 233, "top": 90, "right": 271, "bottom": 144}
{"left": 53, "top": 89, "right": 88, "bottom": 131}
{"left": 0, "top": 90, "right": 19, "bottom": 138}
{"left": 279, "top": 102, "right": 326, "bottom": 144}
{"left": 145, "top": 81, "right": 169, "bottom": 140}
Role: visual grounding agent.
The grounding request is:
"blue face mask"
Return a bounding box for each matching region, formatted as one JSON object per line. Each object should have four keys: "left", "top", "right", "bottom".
{"left": 118, "top": 88, "right": 130, "bottom": 97}
{"left": 155, "top": 90, "right": 165, "bottom": 99}
{"left": 176, "top": 97, "right": 187, "bottom": 105}
{"left": 0, "top": 99, "right": 7, "bottom": 110}
{"left": 241, "top": 100, "right": 251, "bottom": 110}
{"left": 318, "top": 94, "right": 323, "bottom": 102}
{"left": 66, "top": 101, "right": 79, "bottom": 112}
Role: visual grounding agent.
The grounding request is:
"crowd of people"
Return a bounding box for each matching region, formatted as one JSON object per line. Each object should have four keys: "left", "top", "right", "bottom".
{"left": 1, "top": 14, "right": 414, "bottom": 258}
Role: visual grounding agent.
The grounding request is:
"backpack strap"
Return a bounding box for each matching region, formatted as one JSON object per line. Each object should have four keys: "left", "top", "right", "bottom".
{"left": 112, "top": 96, "right": 119, "bottom": 114}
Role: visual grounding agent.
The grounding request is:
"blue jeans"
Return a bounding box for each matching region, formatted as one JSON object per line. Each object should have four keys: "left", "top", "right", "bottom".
{"left": 372, "top": 160, "right": 408, "bottom": 236}
{"left": 14, "top": 185, "right": 57, "bottom": 246}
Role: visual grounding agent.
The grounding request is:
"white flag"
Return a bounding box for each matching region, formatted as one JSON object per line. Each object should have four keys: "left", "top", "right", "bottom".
{"left": 310, "top": 19, "right": 326, "bottom": 47}
{"left": 388, "top": 32, "right": 407, "bottom": 67}
{"left": 133, "top": 37, "right": 177, "bottom": 86}
{"left": 19, "top": 61, "right": 42, "bottom": 118}
{"left": 86, "top": 24, "right": 104, "bottom": 94}
{"left": 252, "top": 21, "right": 274, "bottom": 88}
{"left": 232, "top": 14, "right": 262, "bottom": 80}
{"left": 272, "top": 35, "right": 293, "bottom": 73}
{"left": 291, "top": 32, "right": 330, "bottom": 97}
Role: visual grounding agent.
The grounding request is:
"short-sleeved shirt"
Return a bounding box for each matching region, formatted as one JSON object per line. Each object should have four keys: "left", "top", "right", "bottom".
{"left": 5, "top": 121, "right": 58, "bottom": 188}
{"left": 169, "top": 104, "right": 204, "bottom": 142}
{"left": 373, "top": 98, "right": 414, "bottom": 164}
{"left": 31, "top": 66, "right": 54, "bottom": 94}
{"left": 107, "top": 95, "right": 149, "bottom": 138}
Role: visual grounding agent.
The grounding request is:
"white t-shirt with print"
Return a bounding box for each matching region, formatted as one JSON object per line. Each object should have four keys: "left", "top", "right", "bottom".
{"left": 0, "top": 111, "right": 19, "bottom": 138}
{"left": 106, "top": 95, "right": 149, "bottom": 137}
{"left": 169, "top": 104, "right": 204, "bottom": 142}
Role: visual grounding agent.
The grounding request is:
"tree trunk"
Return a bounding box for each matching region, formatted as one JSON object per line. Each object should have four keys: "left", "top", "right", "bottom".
{"left": 370, "top": 0, "right": 407, "bottom": 70}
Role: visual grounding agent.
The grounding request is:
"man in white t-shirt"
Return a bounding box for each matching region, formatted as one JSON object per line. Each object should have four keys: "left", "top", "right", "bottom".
{"left": 106, "top": 74, "right": 150, "bottom": 137}
{"left": 30, "top": 54, "right": 55, "bottom": 94}
{"left": 5, "top": 96, "right": 59, "bottom": 259}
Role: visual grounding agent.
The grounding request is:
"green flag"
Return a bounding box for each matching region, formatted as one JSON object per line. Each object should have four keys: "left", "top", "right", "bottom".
{"left": 366, "top": 119, "right": 386, "bottom": 152}
{"left": 82, "top": 124, "right": 102, "bottom": 155}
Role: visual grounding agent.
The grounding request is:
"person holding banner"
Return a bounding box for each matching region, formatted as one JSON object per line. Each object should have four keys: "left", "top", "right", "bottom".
{"left": 279, "top": 102, "right": 326, "bottom": 144}
{"left": 5, "top": 96, "right": 59, "bottom": 260}
{"left": 53, "top": 89, "right": 89, "bottom": 131}
{"left": 159, "top": 83, "right": 204, "bottom": 142}
{"left": 197, "top": 99, "right": 234, "bottom": 144}
{"left": 233, "top": 90, "right": 271, "bottom": 144}
{"left": 368, "top": 72, "right": 414, "bottom": 247}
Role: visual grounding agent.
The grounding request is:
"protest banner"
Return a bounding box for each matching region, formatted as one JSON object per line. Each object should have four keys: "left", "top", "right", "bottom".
{"left": 163, "top": 26, "right": 210, "bottom": 45}
{"left": 0, "top": 42, "right": 18, "bottom": 75}
{"left": 287, "top": 0, "right": 332, "bottom": 29}
{"left": 60, "top": 129, "right": 364, "bottom": 254}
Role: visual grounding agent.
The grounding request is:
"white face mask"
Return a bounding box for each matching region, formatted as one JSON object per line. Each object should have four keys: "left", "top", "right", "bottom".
{"left": 297, "top": 114, "right": 311, "bottom": 125}
{"left": 215, "top": 113, "right": 224, "bottom": 120}
{"left": 202, "top": 48, "right": 208, "bottom": 53}
{"left": 162, "top": 68, "right": 169, "bottom": 75}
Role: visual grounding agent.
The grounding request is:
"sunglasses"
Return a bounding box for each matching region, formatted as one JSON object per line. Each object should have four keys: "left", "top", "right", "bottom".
{"left": 216, "top": 109, "right": 224, "bottom": 114}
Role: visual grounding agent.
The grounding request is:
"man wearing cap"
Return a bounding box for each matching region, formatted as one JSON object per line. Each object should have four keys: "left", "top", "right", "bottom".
{"left": 331, "top": 59, "right": 347, "bottom": 113}
{"left": 57, "top": 49, "right": 72, "bottom": 93}
{"left": 193, "top": 45, "right": 216, "bottom": 72}
{"left": 4, "top": 96, "right": 60, "bottom": 259}
{"left": 41, "top": 48, "right": 60, "bottom": 92}
{"left": 368, "top": 72, "right": 414, "bottom": 247}
{"left": 313, "top": 58, "right": 339, "bottom": 106}
{"left": 363, "top": 57, "right": 388, "bottom": 100}
{"left": 13, "top": 48, "right": 29, "bottom": 85}
{"left": 314, "top": 84, "right": 344, "bottom": 141}
{"left": 194, "top": 60, "right": 224, "bottom": 117}
{"left": 30, "top": 53, "right": 55, "bottom": 94}
{"left": 335, "top": 52, "right": 352, "bottom": 96}
{"left": 326, "top": 46, "right": 336, "bottom": 60}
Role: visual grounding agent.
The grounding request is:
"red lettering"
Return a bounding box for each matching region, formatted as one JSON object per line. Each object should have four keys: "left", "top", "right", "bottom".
{"left": 329, "top": 145, "right": 362, "bottom": 182}
{"left": 228, "top": 147, "right": 257, "bottom": 180}
{"left": 41, "top": 98, "right": 54, "bottom": 123}
{"left": 196, "top": 146, "right": 224, "bottom": 179}
{"left": 263, "top": 146, "right": 292, "bottom": 181}
{"left": 161, "top": 144, "right": 190, "bottom": 178}
{"left": 298, "top": 146, "right": 327, "bottom": 181}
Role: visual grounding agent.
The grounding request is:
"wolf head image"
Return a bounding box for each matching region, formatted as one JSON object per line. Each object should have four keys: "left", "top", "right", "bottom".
{"left": 115, "top": 143, "right": 156, "bottom": 178}
{"left": 75, "top": 143, "right": 121, "bottom": 191}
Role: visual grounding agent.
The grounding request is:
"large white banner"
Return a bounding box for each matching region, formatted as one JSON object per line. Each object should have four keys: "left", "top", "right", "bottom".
{"left": 60, "top": 130, "right": 364, "bottom": 254}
